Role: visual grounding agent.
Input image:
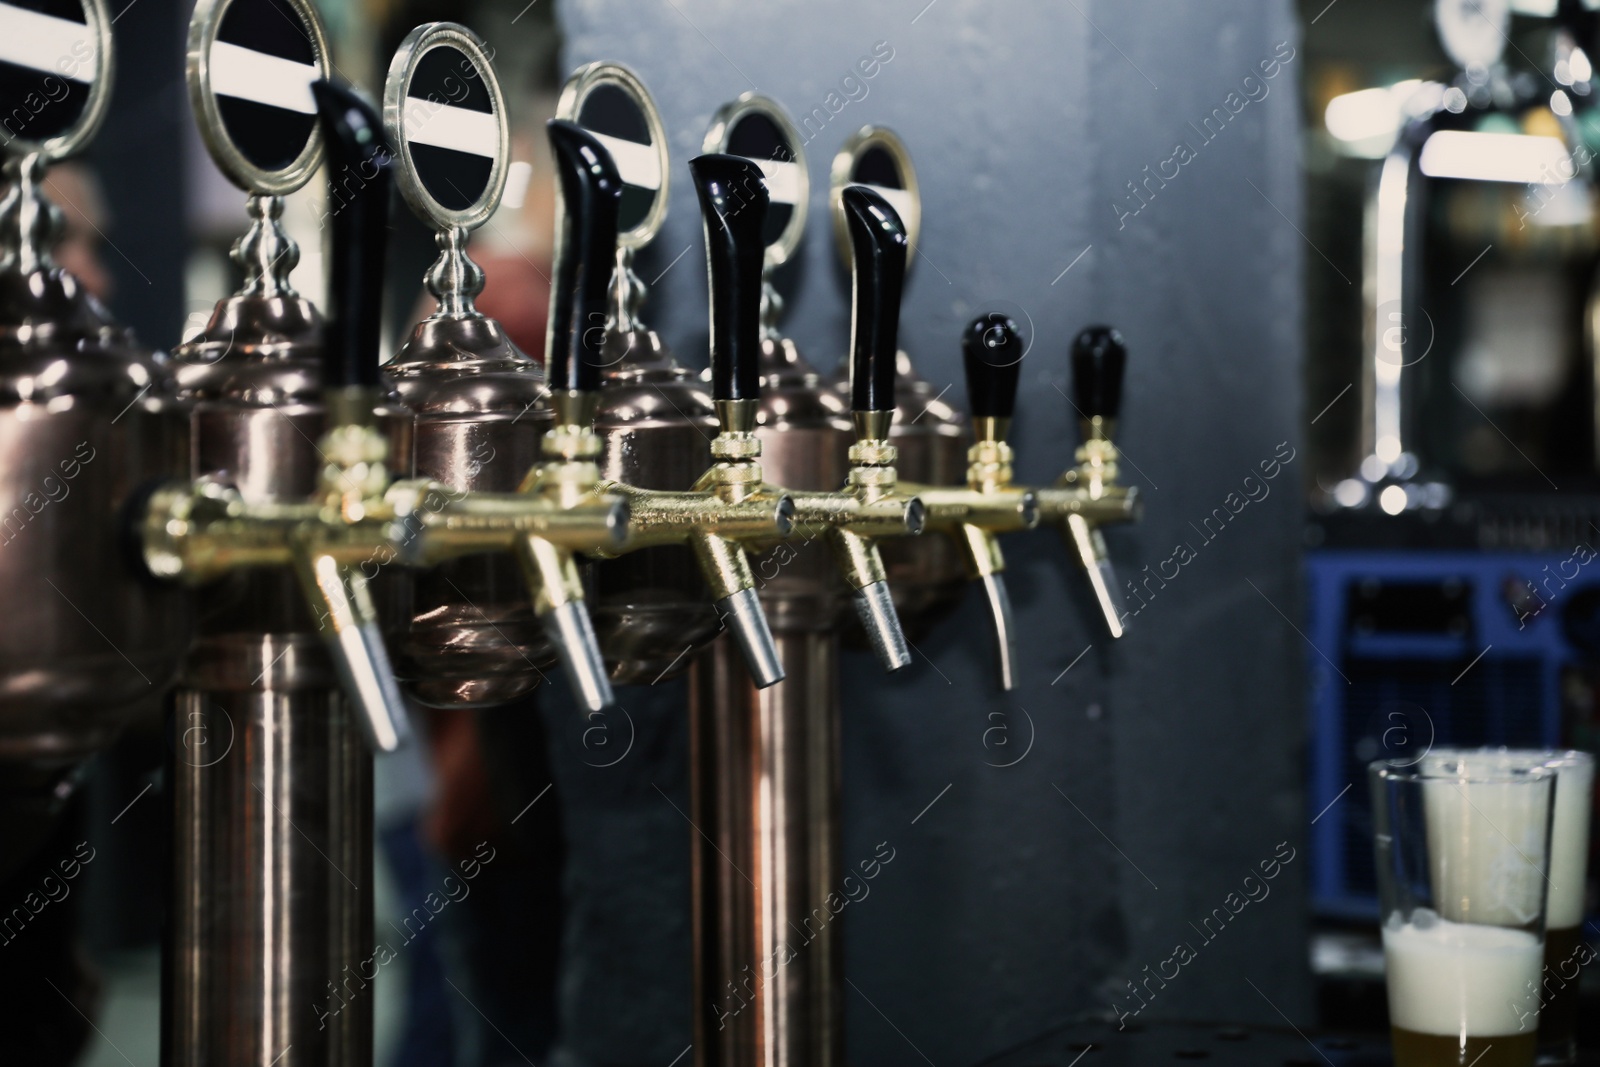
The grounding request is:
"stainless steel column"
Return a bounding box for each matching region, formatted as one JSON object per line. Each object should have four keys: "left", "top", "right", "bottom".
{"left": 689, "top": 97, "right": 850, "bottom": 1067}
{"left": 165, "top": 3, "right": 390, "bottom": 1062}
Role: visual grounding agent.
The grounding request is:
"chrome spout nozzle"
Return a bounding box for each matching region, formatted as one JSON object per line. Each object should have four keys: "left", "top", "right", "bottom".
{"left": 294, "top": 552, "right": 412, "bottom": 753}
{"left": 1066, "top": 512, "right": 1127, "bottom": 638}
{"left": 716, "top": 586, "right": 785, "bottom": 688}
{"left": 853, "top": 579, "right": 911, "bottom": 671}
{"left": 980, "top": 572, "right": 1018, "bottom": 691}
{"left": 541, "top": 599, "right": 615, "bottom": 712}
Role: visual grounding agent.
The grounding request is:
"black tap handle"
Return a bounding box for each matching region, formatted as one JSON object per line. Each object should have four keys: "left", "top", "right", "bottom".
{"left": 1071, "top": 325, "right": 1127, "bottom": 420}
{"left": 546, "top": 119, "right": 624, "bottom": 393}
{"left": 961, "top": 313, "right": 1023, "bottom": 419}
{"left": 312, "top": 80, "right": 392, "bottom": 391}
{"left": 689, "top": 153, "right": 767, "bottom": 403}
{"left": 842, "top": 185, "right": 907, "bottom": 414}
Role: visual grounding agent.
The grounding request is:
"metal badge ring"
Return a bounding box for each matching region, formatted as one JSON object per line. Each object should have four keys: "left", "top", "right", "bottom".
{"left": 830, "top": 124, "right": 921, "bottom": 271}
{"left": 383, "top": 22, "right": 509, "bottom": 233}
{"left": 556, "top": 60, "right": 670, "bottom": 252}
{"left": 703, "top": 92, "right": 809, "bottom": 271}
{"left": 186, "top": 0, "right": 331, "bottom": 196}
{"left": 1, "top": 0, "right": 115, "bottom": 161}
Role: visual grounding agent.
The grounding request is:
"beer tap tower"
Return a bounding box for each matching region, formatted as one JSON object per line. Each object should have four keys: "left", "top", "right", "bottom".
{"left": 155, "top": 3, "right": 415, "bottom": 1046}
{"left": 0, "top": 0, "right": 188, "bottom": 874}
{"left": 156, "top": 0, "right": 409, "bottom": 1043}
{"left": 383, "top": 22, "right": 559, "bottom": 708}
{"left": 685, "top": 97, "right": 928, "bottom": 1065}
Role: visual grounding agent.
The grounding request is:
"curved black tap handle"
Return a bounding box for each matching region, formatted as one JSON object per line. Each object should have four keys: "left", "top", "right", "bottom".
{"left": 689, "top": 153, "right": 768, "bottom": 403}
{"left": 312, "top": 80, "right": 393, "bottom": 391}
{"left": 842, "top": 185, "right": 907, "bottom": 414}
{"left": 962, "top": 313, "right": 1023, "bottom": 419}
{"left": 1071, "top": 325, "right": 1127, "bottom": 421}
{"left": 546, "top": 119, "right": 624, "bottom": 393}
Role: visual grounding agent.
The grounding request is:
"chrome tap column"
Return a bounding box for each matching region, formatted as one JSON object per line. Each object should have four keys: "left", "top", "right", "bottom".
{"left": 160, "top": 8, "right": 404, "bottom": 1057}
{"left": 0, "top": 0, "right": 187, "bottom": 873}
{"left": 688, "top": 99, "right": 849, "bottom": 1067}
{"left": 382, "top": 23, "right": 556, "bottom": 706}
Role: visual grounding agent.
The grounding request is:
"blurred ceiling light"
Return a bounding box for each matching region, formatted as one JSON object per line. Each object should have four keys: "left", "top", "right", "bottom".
{"left": 1419, "top": 130, "right": 1571, "bottom": 182}
{"left": 1333, "top": 479, "right": 1368, "bottom": 509}
{"left": 1324, "top": 80, "right": 1429, "bottom": 157}
{"left": 1379, "top": 485, "right": 1408, "bottom": 515}
{"left": 1556, "top": 46, "right": 1593, "bottom": 86}
{"left": 1509, "top": 0, "right": 1556, "bottom": 13}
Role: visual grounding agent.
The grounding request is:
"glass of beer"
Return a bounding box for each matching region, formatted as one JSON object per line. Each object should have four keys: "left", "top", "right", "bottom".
{"left": 1371, "top": 756, "right": 1556, "bottom": 1067}
{"left": 1421, "top": 750, "right": 1594, "bottom": 1065}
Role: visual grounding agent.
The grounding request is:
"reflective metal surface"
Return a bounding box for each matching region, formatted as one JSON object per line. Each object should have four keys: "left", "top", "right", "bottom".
{"left": 169, "top": 648, "right": 372, "bottom": 1067}
{"left": 382, "top": 24, "right": 551, "bottom": 705}
{"left": 165, "top": 245, "right": 408, "bottom": 1067}
{"left": 558, "top": 61, "right": 722, "bottom": 685}
{"left": 0, "top": 0, "right": 187, "bottom": 770}
{"left": 829, "top": 128, "right": 969, "bottom": 640}
{"left": 689, "top": 96, "right": 852, "bottom": 1067}
{"left": 0, "top": 168, "right": 187, "bottom": 764}
{"left": 856, "top": 350, "right": 969, "bottom": 639}
{"left": 691, "top": 631, "right": 841, "bottom": 1067}
{"left": 388, "top": 311, "right": 551, "bottom": 705}
{"left": 165, "top": 7, "right": 399, "bottom": 1060}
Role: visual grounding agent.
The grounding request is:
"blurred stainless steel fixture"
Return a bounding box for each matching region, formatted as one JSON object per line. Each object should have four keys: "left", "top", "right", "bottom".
{"left": 155, "top": 2, "right": 401, "bottom": 1051}
{"left": 1342, "top": 4, "right": 1546, "bottom": 510}
{"left": 555, "top": 64, "right": 793, "bottom": 686}
{"left": 830, "top": 126, "right": 969, "bottom": 639}
{"left": 687, "top": 99, "right": 923, "bottom": 1067}
{"left": 0, "top": 0, "right": 187, "bottom": 877}
{"left": 382, "top": 22, "right": 555, "bottom": 706}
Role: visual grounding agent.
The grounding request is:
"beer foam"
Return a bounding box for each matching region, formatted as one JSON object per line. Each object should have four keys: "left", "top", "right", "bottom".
{"left": 1546, "top": 756, "right": 1593, "bottom": 929}
{"left": 1383, "top": 916, "right": 1541, "bottom": 1037}
{"left": 1422, "top": 768, "right": 1548, "bottom": 926}
{"left": 1421, "top": 750, "right": 1592, "bottom": 928}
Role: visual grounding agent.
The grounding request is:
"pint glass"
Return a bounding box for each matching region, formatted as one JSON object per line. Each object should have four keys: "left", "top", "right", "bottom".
{"left": 1421, "top": 750, "right": 1594, "bottom": 1064}
{"left": 1371, "top": 757, "right": 1556, "bottom": 1067}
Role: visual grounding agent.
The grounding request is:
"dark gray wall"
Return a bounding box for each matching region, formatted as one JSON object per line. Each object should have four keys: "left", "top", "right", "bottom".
{"left": 555, "top": 2, "right": 1310, "bottom": 1064}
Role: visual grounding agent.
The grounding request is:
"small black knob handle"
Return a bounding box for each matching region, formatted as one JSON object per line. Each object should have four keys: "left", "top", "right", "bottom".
{"left": 546, "top": 119, "right": 624, "bottom": 394}
{"left": 1071, "top": 325, "right": 1127, "bottom": 420}
{"left": 961, "top": 313, "right": 1023, "bottom": 419}
{"left": 842, "top": 185, "right": 907, "bottom": 414}
{"left": 312, "top": 80, "right": 393, "bottom": 391}
{"left": 689, "top": 153, "right": 767, "bottom": 403}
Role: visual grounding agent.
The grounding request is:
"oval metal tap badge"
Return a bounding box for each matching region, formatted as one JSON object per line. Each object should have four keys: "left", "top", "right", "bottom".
{"left": 0, "top": 0, "right": 111, "bottom": 160}
{"left": 188, "top": 0, "right": 330, "bottom": 194}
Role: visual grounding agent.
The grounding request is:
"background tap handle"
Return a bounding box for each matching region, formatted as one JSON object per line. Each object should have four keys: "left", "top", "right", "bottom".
{"left": 1071, "top": 325, "right": 1128, "bottom": 422}
{"left": 312, "top": 81, "right": 392, "bottom": 391}
{"left": 546, "top": 119, "right": 624, "bottom": 394}
{"left": 842, "top": 185, "right": 907, "bottom": 414}
{"left": 962, "top": 313, "right": 1024, "bottom": 419}
{"left": 689, "top": 153, "right": 768, "bottom": 402}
